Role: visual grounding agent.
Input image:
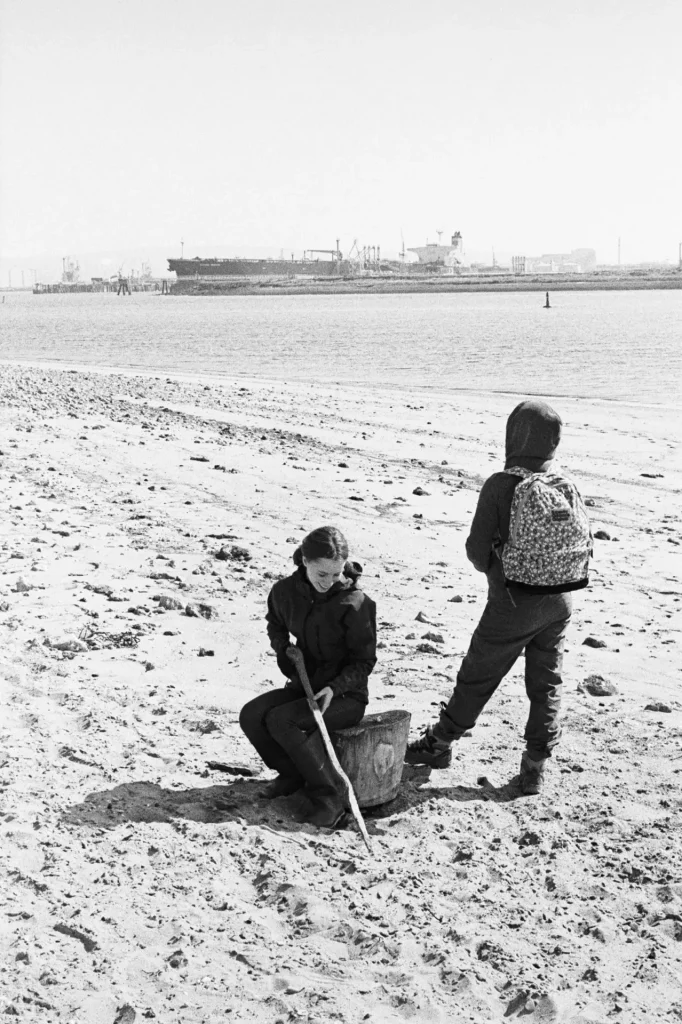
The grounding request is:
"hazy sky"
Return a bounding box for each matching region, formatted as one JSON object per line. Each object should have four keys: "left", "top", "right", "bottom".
{"left": 1, "top": 0, "right": 680, "bottom": 264}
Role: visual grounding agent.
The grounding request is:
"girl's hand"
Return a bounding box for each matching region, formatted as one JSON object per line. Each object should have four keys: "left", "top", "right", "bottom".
{"left": 314, "top": 686, "right": 334, "bottom": 715}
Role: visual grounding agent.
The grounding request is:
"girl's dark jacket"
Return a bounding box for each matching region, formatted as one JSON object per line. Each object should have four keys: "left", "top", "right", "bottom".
{"left": 266, "top": 559, "right": 376, "bottom": 705}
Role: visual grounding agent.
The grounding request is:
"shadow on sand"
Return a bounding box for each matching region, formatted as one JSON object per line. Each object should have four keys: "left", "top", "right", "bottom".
{"left": 366, "top": 763, "right": 527, "bottom": 820}
{"left": 63, "top": 761, "right": 528, "bottom": 840}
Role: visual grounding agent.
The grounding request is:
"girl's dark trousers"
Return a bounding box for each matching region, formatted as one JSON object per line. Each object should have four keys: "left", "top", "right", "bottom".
{"left": 239, "top": 688, "right": 365, "bottom": 800}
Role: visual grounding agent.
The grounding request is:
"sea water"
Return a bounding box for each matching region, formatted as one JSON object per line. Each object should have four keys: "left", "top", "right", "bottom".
{"left": 1, "top": 288, "right": 680, "bottom": 406}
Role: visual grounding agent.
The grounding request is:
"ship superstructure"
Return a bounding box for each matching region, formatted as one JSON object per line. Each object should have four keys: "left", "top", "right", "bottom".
{"left": 407, "top": 231, "right": 465, "bottom": 270}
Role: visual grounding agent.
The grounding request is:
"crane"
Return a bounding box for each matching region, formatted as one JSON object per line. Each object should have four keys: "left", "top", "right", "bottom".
{"left": 303, "top": 240, "right": 343, "bottom": 262}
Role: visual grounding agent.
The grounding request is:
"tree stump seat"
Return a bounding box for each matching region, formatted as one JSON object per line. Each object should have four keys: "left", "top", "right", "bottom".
{"left": 332, "top": 709, "right": 411, "bottom": 809}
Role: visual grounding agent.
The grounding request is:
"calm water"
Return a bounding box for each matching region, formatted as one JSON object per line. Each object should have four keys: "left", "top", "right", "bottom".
{"left": 1, "top": 289, "right": 680, "bottom": 405}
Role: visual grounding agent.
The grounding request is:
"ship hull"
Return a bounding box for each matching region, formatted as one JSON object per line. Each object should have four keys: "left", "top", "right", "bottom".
{"left": 168, "top": 258, "right": 349, "bottom": 279}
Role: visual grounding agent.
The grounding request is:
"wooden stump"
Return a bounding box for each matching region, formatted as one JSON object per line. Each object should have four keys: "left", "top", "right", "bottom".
{"left": 333, "top": 710, "right": 411, "bottom": 809}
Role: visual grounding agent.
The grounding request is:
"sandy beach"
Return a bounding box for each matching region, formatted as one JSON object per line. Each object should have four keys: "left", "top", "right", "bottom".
{"left": 0, "top": 362, "right": 680, "bottom": 1023}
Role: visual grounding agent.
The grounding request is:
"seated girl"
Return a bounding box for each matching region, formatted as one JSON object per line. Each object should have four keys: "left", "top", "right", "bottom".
{"left": 239, "top": 526, "right": 376, "bottom": 828}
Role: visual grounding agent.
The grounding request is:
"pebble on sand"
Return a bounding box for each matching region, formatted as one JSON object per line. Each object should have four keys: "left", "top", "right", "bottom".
{"left": 113, "top": 1005, "right": 137, "bottom": 1024}
{"left": 184, "top": 718, "right": 220, "bottom": 734}
{"left": 416, "top": 642, "right": 443, "bottom": 655}
{"left": 153, "top": 594, "right": 185, "bottom": 611}
{"left": 421, "top": 631, "right": 444, "bottom": 644}
{"left": 580, "top": 674, "right": 618, "bottom": 696}
{"left": 185, "top": 602, "right": 218, "bottom": 620}
{"left": 53, "top": 639, "right": 89, "bottom": 653}
{"left": 215, "top": 545, "right": 251, "bottom": 561}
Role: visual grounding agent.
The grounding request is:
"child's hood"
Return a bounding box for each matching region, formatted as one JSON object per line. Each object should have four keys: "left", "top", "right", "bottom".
{"left": 505, "top": 400, "right": 562, "bottom": 472}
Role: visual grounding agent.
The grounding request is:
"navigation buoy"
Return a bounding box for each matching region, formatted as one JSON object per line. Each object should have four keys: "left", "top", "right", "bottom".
{"left": 544, "top": 291, "right": 551, "bottom": 308}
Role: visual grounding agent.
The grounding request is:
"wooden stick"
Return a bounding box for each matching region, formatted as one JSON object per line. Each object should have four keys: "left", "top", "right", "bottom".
{"left": 287, "top": 647, "right": 373, "bottom": 854}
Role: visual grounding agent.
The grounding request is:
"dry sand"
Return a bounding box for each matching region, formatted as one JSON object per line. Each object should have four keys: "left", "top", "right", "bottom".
{"left": 0, "top": 363, "right": 680, "bottom": 1024}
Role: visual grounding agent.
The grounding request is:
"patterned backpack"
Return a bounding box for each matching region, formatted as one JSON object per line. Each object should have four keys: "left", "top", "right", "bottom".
{"left": 502, "top": 467, "right": 592, "bottom": 592}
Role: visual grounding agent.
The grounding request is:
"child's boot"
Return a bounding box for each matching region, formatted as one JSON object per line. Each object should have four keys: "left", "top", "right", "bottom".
{"left": 405, "top": 722, "right": 453, "bottom": 768}
{"left": 261, "top": 774, "right": 304, "bottom": 799}
{"left": 519, "top": 752, "right": 546, "bottom": 795}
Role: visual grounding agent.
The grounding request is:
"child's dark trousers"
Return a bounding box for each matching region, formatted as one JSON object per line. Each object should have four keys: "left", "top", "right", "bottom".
{"left": 437, "top": 589, "right": 572, "bottom": 760}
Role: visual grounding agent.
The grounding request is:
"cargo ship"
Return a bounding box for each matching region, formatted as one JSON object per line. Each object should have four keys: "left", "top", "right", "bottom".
{"left": 168, "top": 245, "right": 350, "bottom": 281}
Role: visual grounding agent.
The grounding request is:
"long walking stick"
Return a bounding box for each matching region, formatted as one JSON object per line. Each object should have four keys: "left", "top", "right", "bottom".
{"left": 287, "top": 647, "right": 373, "bottom": 854}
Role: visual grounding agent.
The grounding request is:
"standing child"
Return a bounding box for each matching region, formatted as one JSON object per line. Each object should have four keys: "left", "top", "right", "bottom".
{"left": 406, "top": 400, "right": 591, "bottom": 794}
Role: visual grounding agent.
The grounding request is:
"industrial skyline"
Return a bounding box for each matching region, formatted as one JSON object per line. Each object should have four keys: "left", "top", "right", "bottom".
{"left": 1, "top": 0, "right": 681, "bottom": 272}
{"left": 4, "top": 234, "right": 682, "bottom": 290}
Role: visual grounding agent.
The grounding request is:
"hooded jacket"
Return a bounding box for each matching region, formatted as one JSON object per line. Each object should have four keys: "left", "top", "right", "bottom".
{"left": 266, "top": 554, "right": 376, "bottom": 705}
{"left": 465, "top": 401, "right": 563, "bottom": 585}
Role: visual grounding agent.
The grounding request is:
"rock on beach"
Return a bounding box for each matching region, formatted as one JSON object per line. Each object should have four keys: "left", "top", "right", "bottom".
{"left": 580, "top": 674, "right": 619, "bottom": 696}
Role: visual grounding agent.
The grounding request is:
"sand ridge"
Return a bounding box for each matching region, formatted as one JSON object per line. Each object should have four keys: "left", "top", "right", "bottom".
{"left": 0, "top": 364, "right": 680, "bottom": 1023}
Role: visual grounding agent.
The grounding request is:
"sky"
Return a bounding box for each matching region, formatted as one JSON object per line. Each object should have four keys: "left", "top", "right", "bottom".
{"left": 1, "top": 0, "right": 681, "bottom": 272}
